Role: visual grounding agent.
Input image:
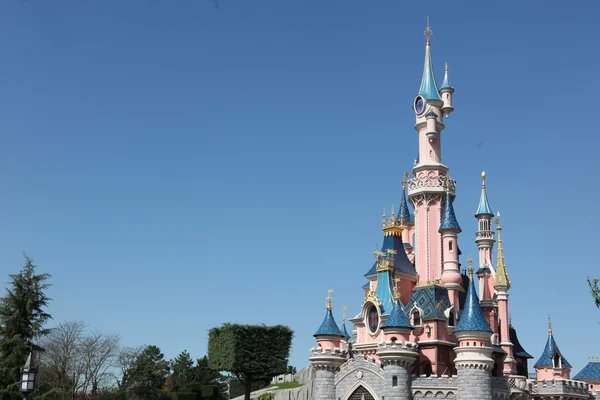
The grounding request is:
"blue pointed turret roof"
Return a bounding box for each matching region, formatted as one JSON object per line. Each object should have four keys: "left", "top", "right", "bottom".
{"left": 440, "top": 192, "right": 461, "bottom": 232}
{"left": 454, "top": 270, "right": 492, "bottom": 333}
{"left": 534, "top": 326, "right": 571, "bottom": 368}
{"left": 398, "top": 187, "right": 413, "bottom": 223}
{"left": 509, "top": 325, "right": 533, "bottom": 359}
{"left": 574, "top": 360, "right": 600, "bottom": 381}
{"left": 381, "top": 299, "right": 412, "bottom": 329}
{"left": 418, "top": 38, "right": 442, "bottom": 101}
{"left": 476, "top": 172, "right": 493, "bottom": 217}
{"left": 341, "top": 323, "right": 351, "bottom": 338}
{"left": 364, "top": 234, "right": 417, "bottom": 277}
{"left": 374, "top": 268, "right": 395, "bottom": 314}
{"left": 314, "top": 309, "right": 344, "bottom": 337}
{"left": 440, "top": 63, "right": 453, "bottom": 91}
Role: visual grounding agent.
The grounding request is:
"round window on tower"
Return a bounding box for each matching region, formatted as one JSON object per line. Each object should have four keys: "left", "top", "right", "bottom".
{"left": 367, "top": 305, "right": 379, "bottom": 334}
{"left": 414, "top": 96, "right": 425, "bottom": 115}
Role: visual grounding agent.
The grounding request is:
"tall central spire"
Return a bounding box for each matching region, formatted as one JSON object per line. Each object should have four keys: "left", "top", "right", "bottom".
{"left": 418, "top": 17, "right": 442, "bottom": 101}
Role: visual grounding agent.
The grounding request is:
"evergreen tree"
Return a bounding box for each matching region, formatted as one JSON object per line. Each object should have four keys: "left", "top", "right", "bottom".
{"left": 125, "top": 345, "right": 170, "bottom": 400}
{"left": 195, "top": 356, "right": 227, "bottom": 400}
{"left": 170, "top": 350, "right": 195, "bottom": 392}
{"left": 0, "top": 255, "right": 52, "bottom": 399}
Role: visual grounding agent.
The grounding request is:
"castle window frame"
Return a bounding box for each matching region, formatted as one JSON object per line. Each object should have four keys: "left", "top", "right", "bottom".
{"left": 410, "top": 306, "right": 423, "bottom": 327}
{"left": 392, "top": 376, "right": 398, "bottom": 387}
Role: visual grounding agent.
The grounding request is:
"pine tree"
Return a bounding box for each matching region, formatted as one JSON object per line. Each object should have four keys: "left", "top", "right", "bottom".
{"left": 125, "top": 345, "right": 170, "bottom": 400}
{"left": 0, "top": 255, "right": 52, "bottom": 399}
{"left": 170, "top": 350, "right": 195, "bottom": 392}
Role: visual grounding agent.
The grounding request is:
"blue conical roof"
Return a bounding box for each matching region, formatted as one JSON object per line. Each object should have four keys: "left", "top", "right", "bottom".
{"left": 440, "top": 192, "right": 461, "bottom": 232}
{"left": 454, "top": 271, "right": 492, "bottom": 333}
{"left": 534, "top": 333, "right": 571, "bottom": 368}
{"left": 440, "top": 63, "right": 453, "bottom": 91}
{"left": 341, "top": 323, "right": 351, "bottom": 338}
{"left": 398, "top": 187, "right": 413, "bottom": 223}
{"left": 381, "top": 299, "right": 412, "bottom": 329}
{"left": 314, "top": 309, "right": 344, "bottom": 337}
{"left": 418, "top": 42, "right": 441, "bottom": 101}
{"left": 476, "top": 179, "right": 493, "bottom": 217}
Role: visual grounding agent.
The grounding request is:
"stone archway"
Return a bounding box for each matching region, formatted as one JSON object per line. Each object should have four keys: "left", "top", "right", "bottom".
{"left": 347, "top": 386, "right": 376, "bottom": 400}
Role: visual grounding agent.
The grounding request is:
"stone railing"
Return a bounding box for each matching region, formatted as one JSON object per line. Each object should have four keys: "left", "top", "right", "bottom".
{"left": 377, "top": 341, "right": 419, "bottom": 352}
{"left": 339, "top": 354, "right": 382, "bottom": 373}
{"left": 411, "top": 376, "right": 457, "bottom": 390}
{"left": 491, "top": 377, "right": 510, "bottom": 392}
{"left": 406, "top": 175, "right": 455, "bottom": 196}
{"left": 530, "top": 379, "right": 590, "bottom": 397}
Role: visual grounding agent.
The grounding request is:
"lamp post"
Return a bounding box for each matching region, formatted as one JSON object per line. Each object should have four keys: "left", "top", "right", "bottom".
{"left": 20, "top": 350, "right": 36, "bottom": 400}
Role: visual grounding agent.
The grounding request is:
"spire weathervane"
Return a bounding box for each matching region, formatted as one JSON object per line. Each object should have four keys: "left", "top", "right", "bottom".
{"left": 466, "top": 256, "right": 474, "bottom": 279}
{"left": 402, "top": 172, "right": 411, "bottom": 190}
{"left": 424, "top": 16, "right": 432, "bottom": 44}
{"left": 326, "top": 288, "right": 333, "bottom": 310}
{"left": 548, "top": 314, "right": 553, "bottom": 335}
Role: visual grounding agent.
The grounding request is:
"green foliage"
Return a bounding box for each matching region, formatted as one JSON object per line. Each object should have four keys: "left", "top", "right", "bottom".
{"left": 208, "top": 324, "right": 293, "bottom": 400}
{"left": 286, "top": 365, "right": 297, "bottom": 375}
{"left": 258, "top": 393, "right": 274, "bottom": 400}
{"left": 125, "top": 345, "right": 170, "bottom": 400}
{"left": 0, "top": 255, "right": 52, "bottom": 399}
{"left": 266, "top": 382, "right": 303, "bottom": 390}
{"left": 228, "top": 378, "right": 270, "bottom": 398}
{"left": 588, "top": 277, "right": 600, "bottom": 308}
{"left": 170, "top": 351, "right": 196, "bottom": 392}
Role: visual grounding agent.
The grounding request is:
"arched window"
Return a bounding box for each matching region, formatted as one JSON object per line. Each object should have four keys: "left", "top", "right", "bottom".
{"left": 412, "top": 309, "right": 421, "bottom": 326}
{"left": 449, "top": 241, "right": 453, "bottom": 251}
{"left": 553, "top": 353, "right": 561, "bottom": 368}
{"left": 392, "top": 376, "right": 398, "bottom": 387}
{"left": 348, "top": 386, "right": 375, "bottom": 400}
{"left": 448, "top": 311, "right": 455, "bottom": 327}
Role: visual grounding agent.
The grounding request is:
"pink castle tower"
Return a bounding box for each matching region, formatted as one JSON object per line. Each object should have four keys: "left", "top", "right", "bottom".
{"left": 534, "top": 316, "right": 572, "bottom": 380}
{"left": 493, "top": 214, "right": 517, "bottom": 375}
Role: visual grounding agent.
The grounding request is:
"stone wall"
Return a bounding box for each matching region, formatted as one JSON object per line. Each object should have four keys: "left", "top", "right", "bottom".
{"left": 411, "top": 376, "right": 456, "bottom": 399}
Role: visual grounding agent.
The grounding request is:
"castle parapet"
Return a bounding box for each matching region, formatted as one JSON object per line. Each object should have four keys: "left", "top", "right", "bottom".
{"left": 531, "top": 379, "right": 590, "bottom": 397}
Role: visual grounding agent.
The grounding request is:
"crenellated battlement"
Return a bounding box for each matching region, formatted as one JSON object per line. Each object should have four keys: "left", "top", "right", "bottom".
{"left": 531, "top": 379, "right": 590, "bottom": 397}
{"left": 377, "top": 340, "right": 419, "bottom": 352}
{"left": 309, "top": 347, "right": 345, "bottom": 358}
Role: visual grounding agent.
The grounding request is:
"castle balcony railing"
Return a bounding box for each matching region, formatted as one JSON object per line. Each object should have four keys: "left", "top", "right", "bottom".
{"left": 406, "top": 175, "right": 455, "bottom": 197}
{"left": 475, "top": 231, "right": 494, "bottom": 240}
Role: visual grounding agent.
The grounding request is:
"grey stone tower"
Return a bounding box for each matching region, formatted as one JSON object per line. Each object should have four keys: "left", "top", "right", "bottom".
{"left": 454, "top": 268, "right": 494, "bottom": 400}
{"left": 309, "top": 348, "right": 346, "bottom": 400}
{"left": 377, "top": 341, "right": 419, "bottom": 400}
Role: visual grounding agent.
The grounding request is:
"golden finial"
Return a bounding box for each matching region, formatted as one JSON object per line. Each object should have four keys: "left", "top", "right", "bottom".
{"left": 445, "top": 176, "right": 452, "bottom": 194}
{"left": 374, "top": 244, "right": 384, "bottom": 260}
{"left": 424, "top": 16, "right": 432, "bottom": 44}
{"left": 548, "top": 314, "right": 553, "bottom": 335}
{"left": 402, "top": 172, "right": 411, "bottom": 190}
{"left": 466, "top": 256, "right": 474, "bottom": 280}
{"left": 391, "top": 204, "right": 395, "bottom": 221}
{"left": 492, "top": 211, "right": 501, "bottom": 227}
{"left": 342, "top": 305, "right": 347, "bottom": 323}
{"left": 326, "top": 288, "right": 333, "bottom": 310}
{"left": 481, "top": 171, "right": 487, "bottom": 187}
{"left": 445, "top": 62, "right": 448, "bottom": 72}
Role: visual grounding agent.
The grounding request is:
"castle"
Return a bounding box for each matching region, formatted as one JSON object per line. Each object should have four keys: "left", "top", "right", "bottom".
{"left": 308, "top": 21, "right": 600, "bottom": 400}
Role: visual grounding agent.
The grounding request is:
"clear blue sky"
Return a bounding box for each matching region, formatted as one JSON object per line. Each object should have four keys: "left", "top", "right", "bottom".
{"left": 0, "top": 0, "right": 598, "bottom": 375}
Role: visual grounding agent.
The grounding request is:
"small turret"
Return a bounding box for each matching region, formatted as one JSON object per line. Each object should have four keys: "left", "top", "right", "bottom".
{"left": 381, "top": 278, "right": 413, "bottom": 342}
{"left": 534, "top": 316, "right": 572, "bottom": 380}
{"left": 454, "top": 266, "right": 494, "bottom": 400}
{"left": 398, "top": 172, "right": 415, "bottom": 247}
{"left": 493, "top": 213, "right": 516, "bottom": 375}
{"left": 417, "top": 18, "right": 442, "bottom": 102}
{"left": 440, "top": 186, "right": 462, "bottom": 309}
{"left": 474, "top": 172, "right": 495, "bottom": 309}
{"left": 439, "top": 63, "right": 455, "bottom": 117}
{"left": 314, "top": 289, "right": 345, "bottom": 351}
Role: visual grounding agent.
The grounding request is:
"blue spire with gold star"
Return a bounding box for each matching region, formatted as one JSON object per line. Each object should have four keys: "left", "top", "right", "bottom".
{"left": 398, "top": 173, "right": 413, "bottom": 223}
{"left": 417, "top": 17, "right": 442, "bottom": 101}
{"left": 314, "top": 289, "right": 344, "bottom": 337}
